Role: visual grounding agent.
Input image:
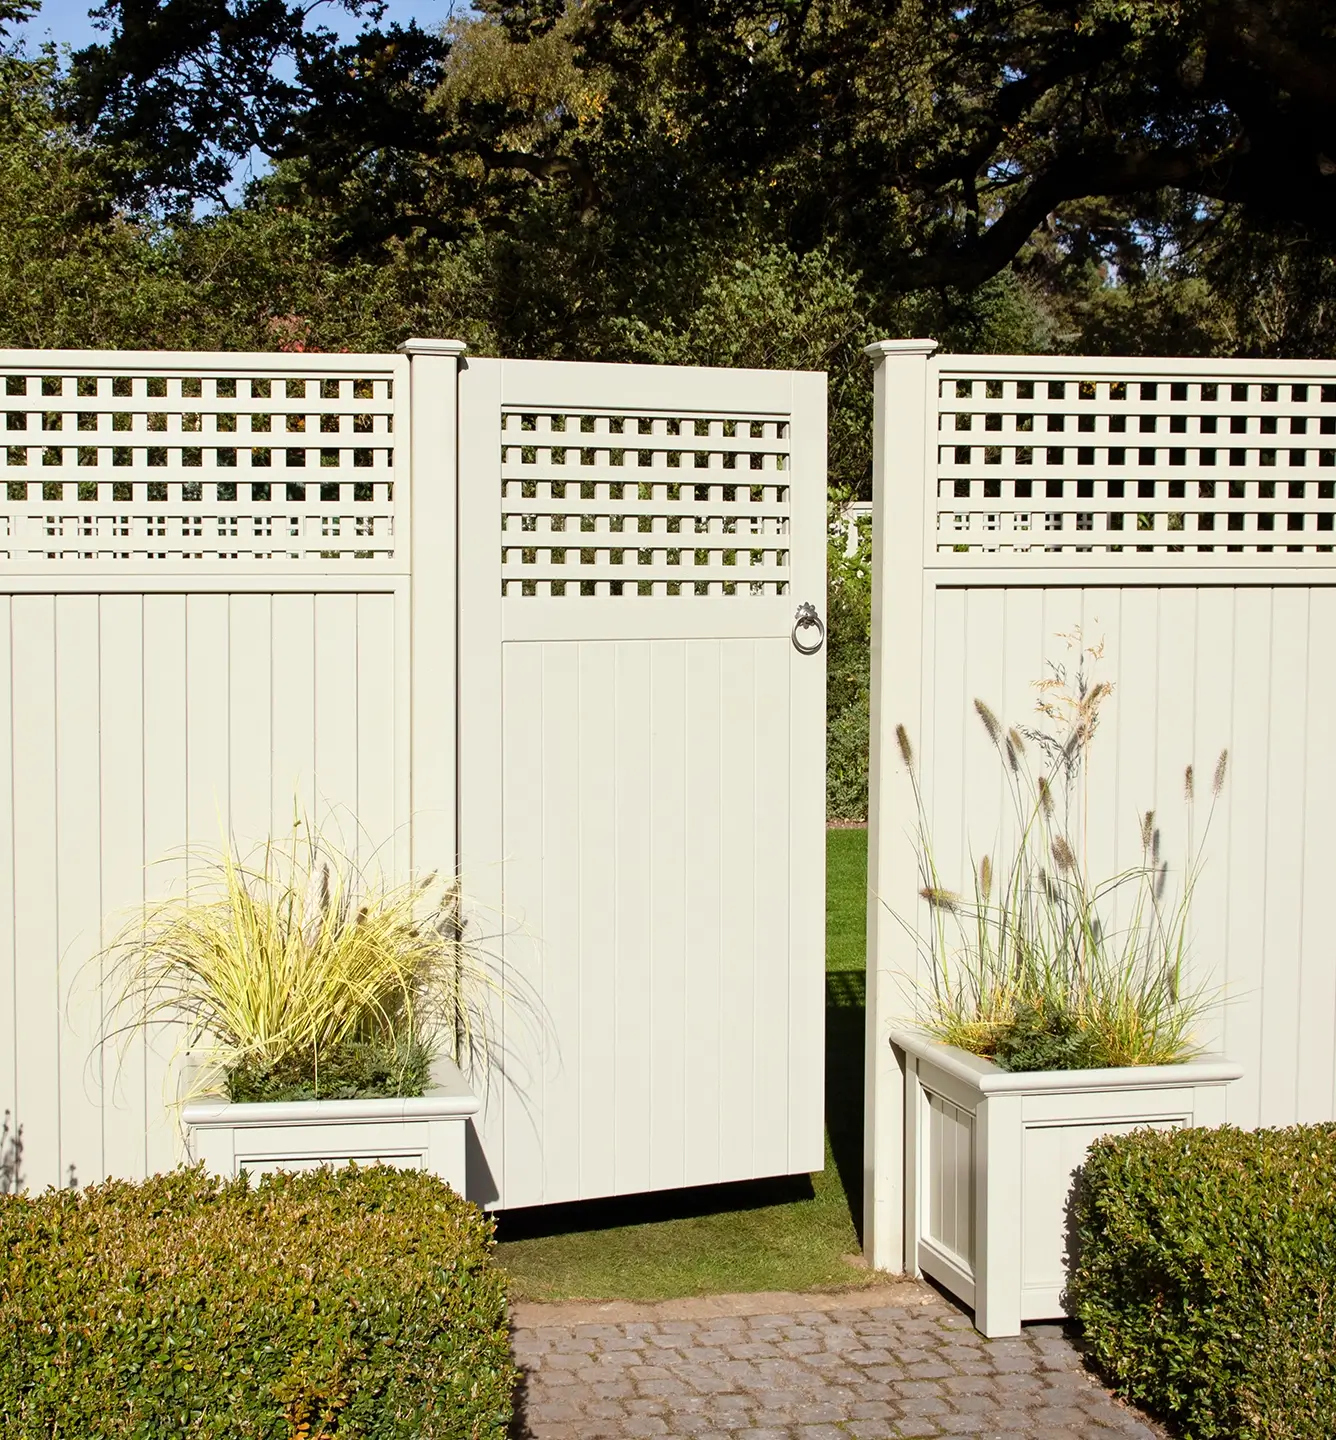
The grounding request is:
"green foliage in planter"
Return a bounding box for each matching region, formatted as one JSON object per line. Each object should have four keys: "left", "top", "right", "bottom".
{"left": 226, "top": 1035, "right": 434, "bottom": 1103}
{"left": 0, "top": 1165, "right": 516, "bottom": 1439}
{"left": 826, "top": 498, "right": 872, "bottom": 820}
{"left": 1070, "top": 1125, "right": 1336, "bottom": 1439}
{"left": 991, "top": 1002, "right": 1106, "bottom": 1073}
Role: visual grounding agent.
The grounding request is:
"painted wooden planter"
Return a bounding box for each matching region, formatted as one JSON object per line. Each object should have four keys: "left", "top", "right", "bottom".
{"left": 182, "top": 1057, "right": 479, "bottom": 1193}
{"left": 891, "top": 1027, "right": 1242, "bottom": 1337}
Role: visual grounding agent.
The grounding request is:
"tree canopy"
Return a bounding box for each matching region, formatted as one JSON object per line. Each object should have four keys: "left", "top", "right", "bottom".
{"left": 0, "top": 0, "right": 1328, "bottom": 456}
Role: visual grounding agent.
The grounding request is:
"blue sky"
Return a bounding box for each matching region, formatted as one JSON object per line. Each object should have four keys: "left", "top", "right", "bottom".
{"left": 14, "top": 0, "right": 463, "bottom": 54}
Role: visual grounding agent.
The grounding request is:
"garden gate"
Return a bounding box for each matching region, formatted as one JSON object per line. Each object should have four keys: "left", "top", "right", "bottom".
{"left": 456, "top": 358, "right": 827, "bottom": 1208}
{"left": 0, "top": 341, "right": 829, "bottom": 1207}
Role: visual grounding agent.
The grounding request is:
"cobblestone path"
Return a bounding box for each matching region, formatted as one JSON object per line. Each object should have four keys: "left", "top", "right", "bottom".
{"left": 508, "top": 1283, "right": 1166, "bottom": 1440}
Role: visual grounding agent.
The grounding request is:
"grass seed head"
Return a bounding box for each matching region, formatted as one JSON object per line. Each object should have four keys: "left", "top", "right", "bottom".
{"left": 974, "top": 699, "right": 1002, "bottom": 746}
{"left": 1051, "top": 835, "right": 1077, "bottom": 872}
{"left": 1213, "top": 748, "right": 1229, "bottom": 795}
{"left": 896, "top": 724, "right": 914, "bottom": 771}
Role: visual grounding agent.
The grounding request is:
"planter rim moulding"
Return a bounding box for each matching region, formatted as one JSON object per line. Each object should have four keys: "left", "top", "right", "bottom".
{"left": 182, "top": 1064, "right": 480, "bottom": 1130}
{"left": 888, "top": 1024, "right": 1244, "bottom": 1091}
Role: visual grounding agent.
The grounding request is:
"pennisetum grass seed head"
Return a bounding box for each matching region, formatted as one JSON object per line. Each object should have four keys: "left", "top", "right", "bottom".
{"left": 975, "top": 699, "right": 1002, "bottom": 746}
{"left": 1051, "top": 835, "right": 1077, "bottom": 872}
{"left": 896, "top": 724, "right": 914, "bottom": 771}
{"left": 1213, "top": 748, "right": 1229, "bottom": 795}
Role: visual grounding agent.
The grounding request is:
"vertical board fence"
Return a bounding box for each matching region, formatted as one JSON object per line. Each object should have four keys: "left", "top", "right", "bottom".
{"left": 0, "top": 349, "right": 413, "bottom": 1194}
{"left": 865, "top": 341, "right": 1336, "bottom": 1271}
{"left": 0, "top": 343, "right": 829, "bottom": 1209}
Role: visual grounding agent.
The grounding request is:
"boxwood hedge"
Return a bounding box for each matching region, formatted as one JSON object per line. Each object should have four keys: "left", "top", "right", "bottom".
{"left": 0, "top": 1165, "right": 516, "bottom": 1439}
{"left": 1070, "top": 1124, "right": 1336, "bottom": 1439}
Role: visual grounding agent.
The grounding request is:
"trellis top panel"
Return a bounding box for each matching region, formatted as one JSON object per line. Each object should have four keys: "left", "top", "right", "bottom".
{"left": 0, "top": 351, "right": 406, "bottom": 568}
{"left": 933, "top": 357, "right": 1336, "bottom": 562}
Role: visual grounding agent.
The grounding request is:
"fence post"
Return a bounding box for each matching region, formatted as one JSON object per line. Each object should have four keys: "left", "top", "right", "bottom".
{"left": 398, "top": 338, "right": 467, "bottom": 883}
{"left": 862, "top": 338, "right": 938, "bottom": 1273}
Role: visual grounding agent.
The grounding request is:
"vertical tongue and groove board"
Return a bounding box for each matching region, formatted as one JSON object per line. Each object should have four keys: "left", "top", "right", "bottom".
{"left": 457, "top": 359, "right": 827, "bottom": 1209}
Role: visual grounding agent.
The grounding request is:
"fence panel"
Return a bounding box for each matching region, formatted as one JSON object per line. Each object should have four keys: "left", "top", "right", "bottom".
{"left": 865, "top": 345, "right": 1336, "bottom": 1271}
{"left": 0, "top": 350, "right": 412, "bottom": 1193}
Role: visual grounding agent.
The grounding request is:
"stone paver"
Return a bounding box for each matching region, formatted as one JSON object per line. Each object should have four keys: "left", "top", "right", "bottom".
{"left": 508, "top": 1284, "right": 1167, "bottom": 1440}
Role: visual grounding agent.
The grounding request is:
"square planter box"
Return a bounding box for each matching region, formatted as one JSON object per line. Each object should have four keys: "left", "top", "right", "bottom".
{"left": 891, "top": 1026, "right": 1242, "bottom": 1338}
{"left": 183, "top": 1057, "right": 479, "bottom": 1195}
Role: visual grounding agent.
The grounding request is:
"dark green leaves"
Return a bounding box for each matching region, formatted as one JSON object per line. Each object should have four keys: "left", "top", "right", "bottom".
{"left": 0, "top": 1165, "right": 517, "bottom": 1439}
{"left": 1071, "top": 1125, "right": 1336, "bottom": 1438}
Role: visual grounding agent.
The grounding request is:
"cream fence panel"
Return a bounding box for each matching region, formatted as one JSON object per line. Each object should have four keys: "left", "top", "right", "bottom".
{"left": 865, "top": 343, "right": 1336, "bottom": 1271}
{"left": 0, "top": 350, "right": 413, "bottom": 1193}
{"left": 458, "top": 358, "right": 828, "bottom": 1210}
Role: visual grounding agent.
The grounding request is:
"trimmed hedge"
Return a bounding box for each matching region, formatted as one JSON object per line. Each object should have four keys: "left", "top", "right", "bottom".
{"left": 0, "top": 1165, "right": 516, "bottom": 1439}
{"left": 1070, "top": 1125, "right": 1336, "bottom": 1439}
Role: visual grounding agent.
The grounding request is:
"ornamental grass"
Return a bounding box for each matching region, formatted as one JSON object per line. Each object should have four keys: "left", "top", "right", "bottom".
{"left": 100, "top": 813, "right": 493, "bottom": 1101}
{"left": 894, "top": 633, "right": 1225, "bottom": 1071}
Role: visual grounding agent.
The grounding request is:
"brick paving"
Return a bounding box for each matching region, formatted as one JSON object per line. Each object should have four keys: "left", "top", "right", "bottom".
{"left": 508, "top": 1282, "right": 1167, "bottom": 1440}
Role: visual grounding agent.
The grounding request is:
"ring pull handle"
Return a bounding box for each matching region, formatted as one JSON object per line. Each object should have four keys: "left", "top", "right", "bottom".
{"left": 792, "top": 601, "right": 825, "bottom": 656}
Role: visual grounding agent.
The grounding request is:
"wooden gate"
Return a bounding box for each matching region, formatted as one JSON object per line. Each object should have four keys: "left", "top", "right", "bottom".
{"left": 457, "top": 358, "right": 828, "bottom": 1209}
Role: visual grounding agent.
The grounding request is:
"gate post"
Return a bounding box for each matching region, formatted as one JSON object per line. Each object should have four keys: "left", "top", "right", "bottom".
{"left": 862, "top": 338, "right": 938, "bottom": 1273}
{"left": 398, "top": 338, "right": 467, "bottom": 882}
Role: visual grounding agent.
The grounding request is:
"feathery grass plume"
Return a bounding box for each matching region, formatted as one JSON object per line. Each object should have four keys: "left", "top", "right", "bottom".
{"left": 974, "top": 698, "right": 1002, "bottom": 746}
{"left": 98, "top": 812, "right": 498, "bottom": 1105}
{"left": 1213, "top": 748, "right": 1229, "bottom": 795}
{"left": 1184, "top": 764, "right": 1194, "bottom": 801}
{"left": 1005, "top": 728, "right": 1025, "bottom": 774}
{"left": 884, "top": 632, "right": 1225, "bottom": 1073}
{"left": 896, "top": 723, "right": 914, "bottom": 770}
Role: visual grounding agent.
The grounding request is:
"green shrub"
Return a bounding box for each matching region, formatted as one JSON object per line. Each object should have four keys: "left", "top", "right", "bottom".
{"left": 826, "top": 499, "right": 871, "bottom": 820}
{"left": 1070, "top": 1125, "right": 1336, "bottom": 1439}
{"left": 0, "top": 1165, "right": 517, "bottom": 1439}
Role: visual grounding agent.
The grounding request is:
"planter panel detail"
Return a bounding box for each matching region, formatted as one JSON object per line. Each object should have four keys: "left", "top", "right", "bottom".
{"left": 183, "top": 1059, "right": 479, "bottom": 1195}
{"left": 891, "top": 1028, "right": 1242, "bottom": 1337}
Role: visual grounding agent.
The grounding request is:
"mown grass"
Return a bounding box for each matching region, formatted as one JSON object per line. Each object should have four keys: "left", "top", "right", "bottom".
{"left": 494, "top": 827, "right": 871, "bottom": 1302}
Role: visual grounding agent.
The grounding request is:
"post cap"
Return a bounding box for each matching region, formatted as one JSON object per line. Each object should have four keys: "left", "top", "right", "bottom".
{"left": 397, "top": 338, "right": 469, "bottom": 358}
{"left": 863, "top": 339, "right": 939, "bottom": 361}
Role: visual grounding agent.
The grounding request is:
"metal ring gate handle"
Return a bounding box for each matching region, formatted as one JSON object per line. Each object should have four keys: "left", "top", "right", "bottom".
{"left": 792, "top": 601, "right": 826, "bottom": 655}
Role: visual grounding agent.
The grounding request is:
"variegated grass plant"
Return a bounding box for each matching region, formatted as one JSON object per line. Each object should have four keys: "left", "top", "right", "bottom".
{"left": 895, "top": 642, "right": 1226, "bottom": 1070}
{"left": 101, "top": 815, "right": 493, "bottom": 1102}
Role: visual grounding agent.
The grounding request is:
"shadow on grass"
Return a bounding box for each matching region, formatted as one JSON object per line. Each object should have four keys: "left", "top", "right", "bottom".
{"left": 492, "top": 971, "right": 867, "bottom": 1247}
{"left": 494, "top": 1171, "right": 816, "bottom": 1242}
{"left": 826, "top": 968, "right": 866, "bottom": 1244}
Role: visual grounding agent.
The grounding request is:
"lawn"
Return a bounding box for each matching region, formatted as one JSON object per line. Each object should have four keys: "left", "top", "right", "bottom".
{"left": 494, "top": 826, "right": 872, "bottom": 1301}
